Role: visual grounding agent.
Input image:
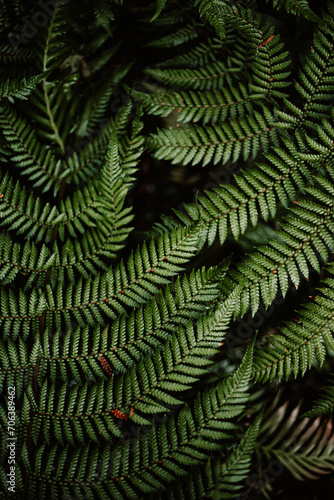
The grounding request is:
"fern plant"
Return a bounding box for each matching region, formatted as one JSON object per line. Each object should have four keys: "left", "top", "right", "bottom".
{"left": 1, "top": 0, "right": 334, "bottom": 499}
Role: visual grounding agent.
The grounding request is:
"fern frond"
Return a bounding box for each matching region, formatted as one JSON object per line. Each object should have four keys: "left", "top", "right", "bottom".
{"left": 0, "top": 104, "right": 66, "bottom": 194}
{"left": 32, "top": 263, "right": 227, "bottom": 384}
{"left": 265, "top": 0, "right": 320, "bottom": 22}
{"left": 221, "top": 172, "right": 334, "bottom": 317}
{"left": 304, "top": 376, "right": 334, "bottom": 418}
{"left": 65, "top": 101, "right": 136, "bottom": 185}
{"left": 0, "top": 234, "right": 56, "bottom": 288}
{"left": 0, "top": 335, "right": 41, "bottom": 398}
{"left": 277, "top": 8, "right": 334, "bottom": 131}
{"left": 212, "top": 414, "right": 262, "bottom": 498}
{"left": 257, "top": 396, "right": 334, "bottom": 481}
{"left": 145, "top": 60, "right": 237, "bottom": 90}
{"left": 0, "top": 74, "right": 44, "bottom": 102}
{"left": 154, "top": 412, "right": 261, "bottom": 499}
{"left": 146, "top": 23, "right": 202, "bottom": 48}
{"left": 172, "top": 140, "right": 313, "bottom": 246}
{"left": 27, "top": 379, "right": 122, "bottom": 446}
{"left": 147, "top": 107, "right": 278, "bottom": 167}
{"left": 157, "top": 39, "right": 224, "bottom": 69}
{"left": 0, "top": 172, "right": 62, "bottom": 243}
{"left": 252, "top": 263, "right": 334, "bottom": 382}
{"left": 151, "top": 0, "right": 167, "bottom": 21}
{"left": 22, "top": 342, "right": 253, "bottom": 498}
{"left": 112, "top": 291, "right": 237, "bottom": 419}
{"left": 46, "top": 224, "right": 200, "bottom": 327}
{"left": 133, "top": 84, "right": 257, "bottom": 124}
{"left": 0, "top": 285, "right": 46, "bottom": 340}
{"left": 194, "top": 0, "right": 227, "bottom": 38}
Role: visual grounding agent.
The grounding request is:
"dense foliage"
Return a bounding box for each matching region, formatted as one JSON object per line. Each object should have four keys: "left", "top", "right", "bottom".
{"left": 1, "top": 0, "right": 334, "bottom": 498}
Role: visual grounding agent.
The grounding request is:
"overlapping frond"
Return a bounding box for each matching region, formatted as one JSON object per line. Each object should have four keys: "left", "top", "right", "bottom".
{"left": 133, "top": 84, "right": 256, "bottom": 124}
{"left": 45, "top": 224, "right": 200, "bottom": 328}
{"left": 257, "top": 395, "right": 334, "bottom": 481}
{"left": 252, "top": 263, "right": 334, "bottom": 382}
{"left": 0, "top": 263, "right": 227, "bottom": 391}
{"left": 277, "top": 6, "right": 334, "bottom": 131}
{"left": 2, "top": 1, "right": 334, "bottom": 498}
{"left": 17, "top": 342, "right": 253, "bottom": 498}
{"left": 212, "top": 414, "right": 262, "bottom": 498}
{"left": 171, "top": 139, "right": 316, "bottom": 246}
{"left": 304, "top": 376, "right": 334, "bottom": 418}
{"left": 0, "top": 104, "right": 66, "bottom": 194}
{"left": 112, "top": 292, "right": 237, "bottom": 420}
{"left": 0, "top": 172, "right": 62, "bottom": 243}
{"left": 147, "top": 107, "right": 278, "bottom": 167}
{"left": 220, "top": 172, "right": 334, "bottom": 317}
{"left": 0, "top": 234, "right": 55, "bottom": 288}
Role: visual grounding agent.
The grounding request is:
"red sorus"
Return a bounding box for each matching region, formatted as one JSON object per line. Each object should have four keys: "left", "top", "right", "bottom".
{"left": 150, "top": 269, "right": 154, "bottom": 273}
{"left": 163, "top": 257, "right": 168, "bottom": 261}
{"left": 121, "top": 290, "right": 125, "bottom": 294}
{"left": 112, "top": 407, "right": 134, "bottom": 420}
{"left": 0, "top": 194, "right": 3, "bottom": 198}
{"left": 294, "top": 200, "right": 299, "bottom": 204}
{"left": 181, "top": 98, "right": 184, "bottom": 102}
{"left": 257, "top": 34, "right": 275, "bottom": 48}
{"left": 266, "top": 127, "right": 270, "bottom": 131}
{"left": 270, "top": 77, "right": 274, "bottom": 81}
{"left": 273, "top": 270, "right": 277, "bottom": 274}
{"left": 308, "top": 295, "right": 315, "bottom": 300}
{"left": 112, "top": 409, "right": 128, "bottom": 420}
{"left": 98, "top": 355, "right": 113, "bottom": 376}
{"left": 178, "top": 108, "right": 181, "bottom": 112}
{"left": 105, "top": 298, "right": 109, "bottom": 302}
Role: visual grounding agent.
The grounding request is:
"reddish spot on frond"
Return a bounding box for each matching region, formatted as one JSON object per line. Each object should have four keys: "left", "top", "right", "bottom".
{"left": 98, "top": 355, "right": 113, "bottom": 376}
{"left": 112, "top": 407, "right": 134, "bottom": 420}
{"left": 258, "top": 35, "right": 275, "bottom": 48}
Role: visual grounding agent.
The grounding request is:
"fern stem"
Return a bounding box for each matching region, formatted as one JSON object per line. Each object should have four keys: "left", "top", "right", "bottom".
{"left": 42, "top": 1, "right": 66, "bottom": 156}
